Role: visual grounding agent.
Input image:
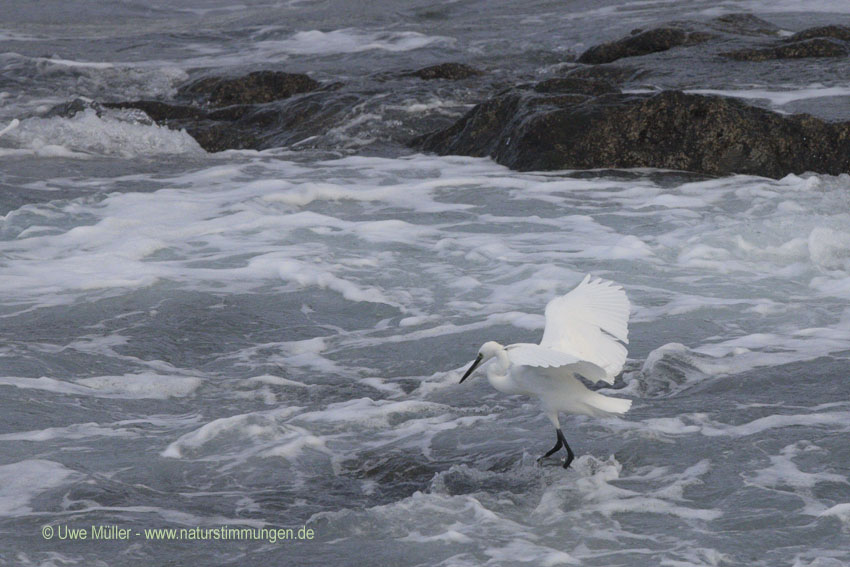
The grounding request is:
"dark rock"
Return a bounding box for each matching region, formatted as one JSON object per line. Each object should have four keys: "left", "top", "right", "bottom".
{"left": 413, "top": 88, "right": 850, "bottom": 178}
{"left": 101, "top": 100, "right": 260, "bottom": 151}
{"left": 723, "top": 37, "right": 849, "bottom": 61}
{"left": 98, "top": 70, "right": 342, "bottom": 152}
{"left": 183, "top": 123, "right": 260, "bottom": 153}
{"left": 407, "top": 62, "right": 482, "bottom": 80}
{"left": 190, "top": 92, "right": 361, "bottom": 152}
{"left": 788, "top": 25, "right": 850, "bottom": 42}
{"left": 577, "top": 27, "right": 713, "bottom": 64}
{"left": 565, "top": 64, "right": 648, "bottom": 84}
{"left": 709, "top": 13, "right": 781, "bottom": 36}
{"left": 206, "top": 105, "right": 254, "bottom": 121}
{"left": 413, "top": 92, "right": 523, "bottom": 158}
{"left": 177, "top": 70, "right": 320, "bottom": 106}
{"left": 533, "top": 77, "right": 619, "bottom": 95}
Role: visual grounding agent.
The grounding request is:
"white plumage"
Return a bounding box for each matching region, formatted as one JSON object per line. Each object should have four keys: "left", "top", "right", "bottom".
{"left": 459, "top": 274, "right": 632, "bottom": 469}
{"left": 540, "top": 274, "right": 630, "bottom": 383}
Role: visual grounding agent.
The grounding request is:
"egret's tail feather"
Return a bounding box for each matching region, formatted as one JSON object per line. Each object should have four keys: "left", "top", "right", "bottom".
{"left": 581, "top": 392, "right": 632, "bottom": 417}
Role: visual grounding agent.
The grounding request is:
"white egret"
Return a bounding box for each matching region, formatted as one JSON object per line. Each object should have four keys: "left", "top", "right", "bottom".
{"left": 459, "top": 274, "right": 632, "bottom": 468}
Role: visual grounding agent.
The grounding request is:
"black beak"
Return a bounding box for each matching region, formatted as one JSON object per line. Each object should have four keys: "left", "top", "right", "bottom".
{"left": 459, "top": 353, "right": 483, "bottom": 384}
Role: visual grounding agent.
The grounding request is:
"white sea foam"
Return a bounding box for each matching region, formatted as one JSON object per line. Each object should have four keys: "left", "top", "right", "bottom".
{"left": 615, "top": 406, "right": 850, "bottom": 440}
{"left": 35, "top": 57, "right": 115, "bottom": 70}
{"left": 0, "top": 373, "right": 202, "bottom": 399}
{"left": 4, "top": 156, "right": 849, "bottom": 396}
{"left": 255, "top": 28, "right": 454, "bottom": 55}
{"left": 820, "top": 503, "right": 850, "bottom": 526}
{"left": 296, "top": 398, "right": 448, "bottom": 429}
{"left": 76, "top": 374, "right": 202, "bottom": 399}
{"left": 0, "top": 119, "right": 19, "bottom": 137}
{"left": 2, "top": 108, "right": 204, "bottom": 158}
{"left": 1, "top": 133, "right": 850, "bottom": 567}
{"left": 0, "top": 460, "right": 81, "bottom": 516}
{"left": 161, "top": 407, "right": 325, "bottom": 467}
{"left": 182, "top": 28, "right": 455, "bottom": 67}
{"left": 700, "top": 409, "right": 850, "bottom": 437}
{"left": 745, "top": 442, "right": 847, "bottom": 490}
{"left": 684, "top": 86, "right": 850, "bottom": 107}
{"left": 631, "top": 333, "right": 850, "bottom": 399}
{"left": 0, "top": 30, "right": 46, "bottom": 41}
{"left": 0, "top": 53, "right": 188, "bottom": 101}
{"left": 315, "top": 455, "right": 721, "bottom": 565}
{"left": 712, "top": 0, "right": 850, "bottom": 14}
{"left": 0, "top": 422, "right": 137, "bottom": 441}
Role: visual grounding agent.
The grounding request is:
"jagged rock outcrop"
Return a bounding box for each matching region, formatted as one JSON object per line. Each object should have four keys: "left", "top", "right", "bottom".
{"left": 577, "top": 27, "right": 713, "bottom": 64}
{"left": 724, "top": 37, "right": 849, "bottom": 61}
{"left": 79, "top": 17, "right": 850, "bottom": 162}
{"left": 413, "top": 84, "right": 850, "bottom": 178}
{"left": 407, "top": 63, "right": 482, "bottom": 80}
{"left": 177, "top": 71, "right": 320, "bottom": 106}
{"left": 103, "top": 71, "right": 327, "bottom": 151}
{"left": 722, "top": 25, "right": 850, "bottom": 60}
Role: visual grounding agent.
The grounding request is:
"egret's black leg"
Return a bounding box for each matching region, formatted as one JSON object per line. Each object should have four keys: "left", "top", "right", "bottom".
{"left": 559, "top": 429, "right": 575, "bottom": 469}
{"left": 538, "top": 428, "right": 576, "bottom": 469}
{"left": 538, "top": 429, "right": 564, "bottom": 462}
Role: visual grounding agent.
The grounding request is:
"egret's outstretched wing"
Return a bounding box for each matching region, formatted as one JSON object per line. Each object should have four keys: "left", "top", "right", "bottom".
{"left": 505, "top": 343, "right": 610, "bottom": 383}
{"left": 539, "top": 275, "right": 630, "bottom": 383}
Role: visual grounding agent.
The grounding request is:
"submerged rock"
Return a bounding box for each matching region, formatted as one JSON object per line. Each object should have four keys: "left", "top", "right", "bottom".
{"left": 101, "top": 70, "right": 334, "bottom": 152}
{"left": 564, "top": 64, "right": 647, "bottom": 84}
{"left": 533, "top": 77, "right": 619, "bottom": 95}
{"left": 413, "top": 86, "right": 850, "bottom": 178}
{"left": 407, "top": 62, "right": 482, "bottom": 80}
{"left": 708, "top": 13, "right": 782, "bottom": 36}
{"left": 723, "top": 37, "right": 849, "bottom": 61}
{"left": 722, "top": 24, "right": 850, "bottom": 61}
{"left": 177, "top": 70, "right": 321, "bottom": 106}
{"left": 93, "top": 15, "right": 850, "bottom": 157}
{"left": 577, "top": 27, "right": 713, "bottom": 64}
{"left": 182, "top": 122, "right": 261, "bottom": 153}
{"left": 102, "top": 100, "right": 260, "bottom": 151}
{"left": 788, "top": 25, "right": 850, "bottom": 42}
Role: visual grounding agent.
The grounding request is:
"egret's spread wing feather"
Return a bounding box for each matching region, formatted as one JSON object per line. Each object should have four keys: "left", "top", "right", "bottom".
{"left": 539, "top": 275, "right": 631, "bottom": 383}
{"left": 506, "top": 343, "right": 581, "bottom": 368}
{"left": 506, "top": 343, "right": 610, "bottom": 383}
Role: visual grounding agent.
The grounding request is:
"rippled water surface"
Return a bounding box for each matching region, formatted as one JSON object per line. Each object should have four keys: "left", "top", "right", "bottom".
{"left": 2, "top": 1, "right": 850, "bottom": 566}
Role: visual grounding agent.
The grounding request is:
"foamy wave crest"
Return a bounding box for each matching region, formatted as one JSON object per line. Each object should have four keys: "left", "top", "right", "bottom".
{"left": 1, "top": 108, "right": 204, "bottom": 158}
{"left": 161, "top": 407, "right": 326, "bottom": 468}
{"left": 256, "top": 28, "right": 455, "bottom": 56}
{"left": 0, "top": 460, "right": 82, "bottom": 516}
{"left": 1, "top": 53, "right": 189, "bottom": 100}
{"left": 0, "top": 373, "right": 202, "bottom": 399}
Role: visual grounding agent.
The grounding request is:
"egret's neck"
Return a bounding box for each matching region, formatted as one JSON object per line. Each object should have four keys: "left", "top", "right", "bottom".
{"left": 485, "top": 347, "right": 514, "bottom": 393}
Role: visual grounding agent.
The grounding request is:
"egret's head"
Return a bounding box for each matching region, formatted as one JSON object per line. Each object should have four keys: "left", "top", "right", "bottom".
{"left": 459, "top": 341, "right": 502, "bottom": 383}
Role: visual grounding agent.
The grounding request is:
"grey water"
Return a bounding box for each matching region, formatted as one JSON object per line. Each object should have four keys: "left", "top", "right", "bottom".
{"left": 2, "top": 1, "right": 850, "bottom": 566}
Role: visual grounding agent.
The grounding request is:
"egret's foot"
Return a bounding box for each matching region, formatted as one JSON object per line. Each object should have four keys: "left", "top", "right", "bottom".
{"left": 538, "top": 433, "right": 564, "bottom": 462}
{"left": 538, "top": 428, "right": 575, "bottom": 469}
{"left": 562, "top": 445, "right": 575, "bottom": 469}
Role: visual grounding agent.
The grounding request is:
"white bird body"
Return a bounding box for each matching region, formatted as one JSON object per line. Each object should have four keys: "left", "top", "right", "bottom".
{"left": 460, "top": 275, "right": 632, "bottom": 468}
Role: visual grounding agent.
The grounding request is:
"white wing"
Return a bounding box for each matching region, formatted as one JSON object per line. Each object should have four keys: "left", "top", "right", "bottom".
{"left": 505, "top": 343, "right": 610, "bottom": 383}
{"left": 539, "top": 274, "right": 630, "bottom": 383}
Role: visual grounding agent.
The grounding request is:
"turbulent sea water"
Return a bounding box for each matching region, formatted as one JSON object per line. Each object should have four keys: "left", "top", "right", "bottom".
{"left": 2, "top": 1, "right": 850, "bottom": 566}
